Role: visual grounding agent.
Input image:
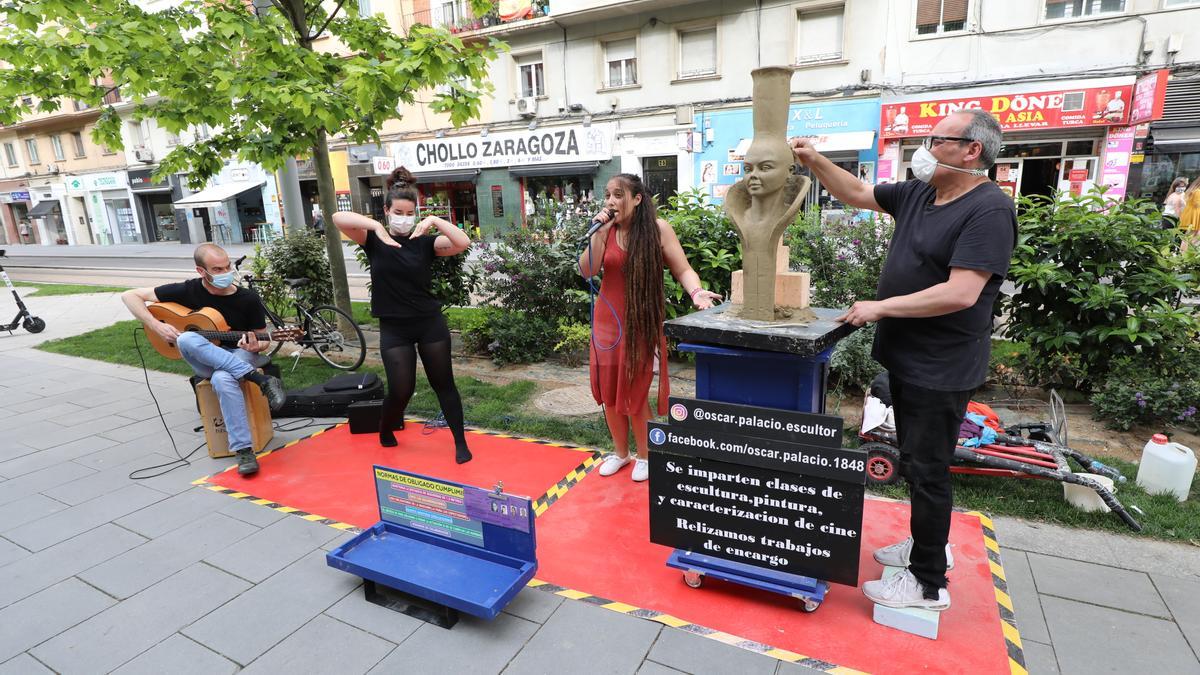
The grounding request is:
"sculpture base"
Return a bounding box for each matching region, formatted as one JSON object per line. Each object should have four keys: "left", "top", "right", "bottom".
{"left": 664, "top": 303, "right": 854, "bottom": 357}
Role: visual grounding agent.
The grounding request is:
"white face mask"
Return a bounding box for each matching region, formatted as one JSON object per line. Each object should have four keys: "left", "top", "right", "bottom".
{"left": 911, "top": 146, "right": 988, "bottom": 183}
{"left": 387, "top": 214, "right": 415, "bottom": 236}
{"left": 1177, "top": 187, "right": 1187, "bottom": 194}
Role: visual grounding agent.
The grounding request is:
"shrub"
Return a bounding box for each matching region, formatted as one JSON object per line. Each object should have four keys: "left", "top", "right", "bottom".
{"left": 658, "top": 189, "right": 742, "bottom": 320}
{"left": 788, "top": 206, "right": 893, "bottom": 308}
{"left": 457, "top": 306, "right": 496, "bottom": 355}
{"left": 1091, "top": 350, "right": 1200, "bottom": 432}
{"left": 553, "top": 320, "right": 591, "bottom": 367}
{"left": 486, "top": 309, "right": 556, "bottom": 366}
{"left": 254, "top": 231, "right": 332, "bottom": 316}
{"left": 1003, "top": 191, "right": 1200, "bottom": 391}
{"left": 828, "top": 324, "right": 885, "bottom": 395}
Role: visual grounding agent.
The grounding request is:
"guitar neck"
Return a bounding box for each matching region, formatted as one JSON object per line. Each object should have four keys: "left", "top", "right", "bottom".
{"left": 193, "top": 330, "right": 274, "bottom": 342}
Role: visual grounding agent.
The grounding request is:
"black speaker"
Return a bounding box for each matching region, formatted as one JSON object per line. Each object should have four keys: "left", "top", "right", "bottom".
{"left": 348, "top": 400, "right": 404, "bottom": 434}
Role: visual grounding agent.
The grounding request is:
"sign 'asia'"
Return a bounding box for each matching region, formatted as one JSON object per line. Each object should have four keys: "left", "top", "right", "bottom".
{"left": 881, "top": 83, "right": 1135, "bottom": 138}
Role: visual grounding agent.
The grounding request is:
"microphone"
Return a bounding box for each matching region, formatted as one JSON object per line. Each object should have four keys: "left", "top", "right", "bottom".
{"left": 584, "top": 209, "right": 615, "bottom": 239}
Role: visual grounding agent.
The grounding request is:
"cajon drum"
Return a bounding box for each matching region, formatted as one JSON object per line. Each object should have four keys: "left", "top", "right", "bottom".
{"left": 195, "top": 377, "right": 274, "bottom": 458}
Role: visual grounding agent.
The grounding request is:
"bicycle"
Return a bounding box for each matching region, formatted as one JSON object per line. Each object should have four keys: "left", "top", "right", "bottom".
{"left": 233, "top": 257, "right": 366, "bottom": 371}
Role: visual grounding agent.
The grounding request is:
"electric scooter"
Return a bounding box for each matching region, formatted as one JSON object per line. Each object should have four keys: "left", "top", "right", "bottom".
{"left": 0, "top": 250, "right": 46, "bottom": 334}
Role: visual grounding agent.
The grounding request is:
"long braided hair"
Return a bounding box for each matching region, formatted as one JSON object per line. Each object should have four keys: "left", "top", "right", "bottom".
{"left": 611, "top": 173, "right": 664, "bottom": 384}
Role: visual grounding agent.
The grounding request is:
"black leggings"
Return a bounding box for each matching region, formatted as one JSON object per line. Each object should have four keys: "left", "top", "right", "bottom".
{"left": 379, "top": 338, "right": 468, "bottom": 449}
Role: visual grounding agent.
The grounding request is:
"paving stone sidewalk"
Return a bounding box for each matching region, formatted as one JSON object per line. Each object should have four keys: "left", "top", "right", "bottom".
{"left": 1, "top": 293, "right": 1199, "bottom": 674}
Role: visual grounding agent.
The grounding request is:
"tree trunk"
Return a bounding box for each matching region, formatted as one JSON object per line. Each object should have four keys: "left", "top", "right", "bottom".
{"left": 311, "top": 128, "right": 355, "bottom": 333}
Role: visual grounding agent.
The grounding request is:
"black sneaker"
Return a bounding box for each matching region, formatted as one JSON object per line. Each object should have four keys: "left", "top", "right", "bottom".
{"left": 257, "top": 375, "right": 286, "bottom": 412}
{"left": 235, "top": 448, "right": 259, "bottom": 475}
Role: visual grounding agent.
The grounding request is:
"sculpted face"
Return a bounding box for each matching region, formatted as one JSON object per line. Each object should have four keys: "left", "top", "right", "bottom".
{"left": 743, "top": 140, "right": 791, "bottom": 197}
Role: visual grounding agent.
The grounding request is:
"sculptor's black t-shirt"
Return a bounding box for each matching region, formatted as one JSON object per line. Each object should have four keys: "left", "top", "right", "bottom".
{"left": 154, "top": 278, "right": 267, "bottom": 347}
{"left": 872, "top": 180, "right": 1017, "bottom": 391}
{"left": 363, "top": 229, "right": 441, "bottom": 319}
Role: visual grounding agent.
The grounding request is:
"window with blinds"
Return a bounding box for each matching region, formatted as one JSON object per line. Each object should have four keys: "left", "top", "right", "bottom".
{"left": 916, "top": 0, "right": 968, "bottom": 35}
{"left": 795, "top": 5, "right": 845, "bottom": 65}
{"left": 516, "top": 52, "right": 545, "bottom": 97}
{"left": 604, "top": 38, "right": 637, "bottom": 88}
{"left": 1044, "top": 0, "right": 1124, "bottom": 20}
{"left": 678, "top": 27, "right": 718, "bottom": 79}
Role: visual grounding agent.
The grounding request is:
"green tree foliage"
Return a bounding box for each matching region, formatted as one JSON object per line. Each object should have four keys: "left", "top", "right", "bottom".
{"left": 0, "top": 0, "right": 500, "bottom": 321}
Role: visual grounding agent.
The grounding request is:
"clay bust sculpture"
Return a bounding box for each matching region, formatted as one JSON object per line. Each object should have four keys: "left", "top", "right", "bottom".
{"left": 724, "top": 67, "right": 811, "bottom": 321}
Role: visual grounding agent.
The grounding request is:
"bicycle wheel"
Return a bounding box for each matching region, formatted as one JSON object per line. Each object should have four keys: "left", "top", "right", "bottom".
{"left": 306, "top": 305, "right": 366, "bottom": 370}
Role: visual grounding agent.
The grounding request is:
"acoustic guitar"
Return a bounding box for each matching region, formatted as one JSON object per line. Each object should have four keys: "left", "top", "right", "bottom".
{"left": 146, "top": 302, "right": 301, "bottom": 361}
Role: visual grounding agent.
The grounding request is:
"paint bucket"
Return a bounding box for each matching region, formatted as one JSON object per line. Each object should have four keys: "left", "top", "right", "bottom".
{"left": 1063, "top": 474, "right": 1115, "bottom": 513}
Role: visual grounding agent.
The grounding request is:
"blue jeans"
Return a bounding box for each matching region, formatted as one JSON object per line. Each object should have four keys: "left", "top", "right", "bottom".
{"left": 177, "top": 331, "right": 269, "bottom": 451}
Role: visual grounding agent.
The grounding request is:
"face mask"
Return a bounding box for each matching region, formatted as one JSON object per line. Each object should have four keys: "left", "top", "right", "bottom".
{"left": 911, "top": 146, "right": 988, "bottom": 183}
{"left": 1177, "top": 187, "right": 1187, "bottom": 194}
{"left": 387, "top": 214, "right": 415, "bottom": 236}
{"left": 207, "top": 271, "right": 236, "bottom": 289}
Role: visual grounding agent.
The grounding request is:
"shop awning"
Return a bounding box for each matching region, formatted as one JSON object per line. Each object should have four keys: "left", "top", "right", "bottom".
{"left": 1150, "top": 126, "right": 1200, "bottom": 154}
{"left": 732, "top": 131, "right": 875, "bottom": 157}
{"left": 508, "top": 161, "right": 600, "bottom": 178}
{"left": 27, "top": 200, "right": 60, "bottom": 218}
{"left": 414, "top": 169, "right": 481, "bottom": 184}
{"left": 174, "top": 180, "right": 264, "bottom": 208}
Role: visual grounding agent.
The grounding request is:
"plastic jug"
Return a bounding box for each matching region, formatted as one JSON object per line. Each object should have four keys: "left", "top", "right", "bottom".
{"left": 1136, "top": 434, "right": 1197, "bottom": 502}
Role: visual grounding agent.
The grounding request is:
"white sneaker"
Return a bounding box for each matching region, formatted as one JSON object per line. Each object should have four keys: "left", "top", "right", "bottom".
{"left": 873, "top": 537, "right": 954, "bottom": 570}
{"left": 863, "top": 569, "right": 951, "bottom": 611}
{"left": 597, "top": 454, "right": 632, "bottom": 477}
{"left": 631, "top": 458, "right": 649, "bottom": 482}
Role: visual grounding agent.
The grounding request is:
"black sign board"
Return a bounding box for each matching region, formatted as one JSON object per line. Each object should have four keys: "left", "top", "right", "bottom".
{"left": 648, "top": 423, "right": 866, "bottom": 484}
{"left": 667, "top": 397, "right": 843, "bottom": 449}
{"left": 491, "top": 185, "right": 504, "bottom": 218}
{"left": 649, "top": 454, "right": 863, "bottom": 586}
{"left": 127, "top": 169, "right": 169, "bottom": 191}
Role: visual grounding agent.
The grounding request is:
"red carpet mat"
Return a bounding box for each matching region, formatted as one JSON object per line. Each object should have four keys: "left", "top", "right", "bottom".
{"left": 200, "top": 425, "right": 1020, "bottom": 674}
{"left": 203, "top": 423, "right": 595, "bottom": 529}
{"left": 533, "top": 472, "right": 1016, "bottom": 675}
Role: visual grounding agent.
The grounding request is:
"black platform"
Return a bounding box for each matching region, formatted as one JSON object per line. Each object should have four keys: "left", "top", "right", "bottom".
{"left": 664, "top": 303, "right": 855, "bottom": 356}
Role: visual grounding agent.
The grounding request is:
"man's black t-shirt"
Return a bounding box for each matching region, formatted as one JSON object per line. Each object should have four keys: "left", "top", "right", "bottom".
{"left": 363, "top": 230, "right": 441, "bottom": 319}
{"left": 872, "top": 180, "right": 1017, "bottom": 391}
{"left": 154, "top": 278, "right": 267, "bottom": 347}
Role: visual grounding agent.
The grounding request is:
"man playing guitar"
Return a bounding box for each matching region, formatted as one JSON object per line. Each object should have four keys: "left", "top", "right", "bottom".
{"left": 122, "top": 243, "right": 286, "bottom": 475}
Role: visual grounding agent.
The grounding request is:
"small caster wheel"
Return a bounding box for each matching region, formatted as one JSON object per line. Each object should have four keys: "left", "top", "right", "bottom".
{"left": 683, "top": 571, "right": 704, "bottom": 588}
{"left": 23, "top": 316, "right": 45, "bottom": 334}
{"left": 801, "top": 598, "right": 820, "bottom": 613}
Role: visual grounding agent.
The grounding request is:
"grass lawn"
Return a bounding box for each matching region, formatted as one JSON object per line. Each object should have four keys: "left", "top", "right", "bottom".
{"left": 869, "top": 456, "right": 1199, "bottom": 543}
{"left": 348, "top": 304, "right": 481, "bottom": 331}
{"left": 15, "top": 282, "right": 130, "bottom": 296}
{"left": 37, "top": 320, "right": 613, "bottom": 449}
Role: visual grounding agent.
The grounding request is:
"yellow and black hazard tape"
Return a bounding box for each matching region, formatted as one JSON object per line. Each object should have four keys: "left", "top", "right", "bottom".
{"left": 968, "top": 511, "right": 1027, "bottom": 675}
{"left": 532, "top": 451, "right": 602, "bottom": 516}
{"left": 192, "top": 480, "right": 364, "bottom": 532}
{"left": 525, "top": 579, "right": 865, "bottom": 674}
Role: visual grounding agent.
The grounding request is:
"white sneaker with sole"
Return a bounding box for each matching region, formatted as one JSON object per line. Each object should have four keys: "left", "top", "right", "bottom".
{"left": 863, "top": 569, "right": 950, "bottom": 611}
{"left": 631, "top": 458, "right": 649, "bottom": 482}
{"left": 873, "top": 537, "right": 954, "bottom": 570}
{"left": 598, "top": 454, "right": 632, "bottom": 477}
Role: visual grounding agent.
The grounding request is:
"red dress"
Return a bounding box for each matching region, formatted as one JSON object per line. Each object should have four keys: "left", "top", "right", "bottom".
{"left": 589, "top": 226, "right": 670, "bottom": 416}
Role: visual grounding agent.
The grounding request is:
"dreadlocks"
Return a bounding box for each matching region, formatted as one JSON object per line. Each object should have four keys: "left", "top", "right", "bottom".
{"left": 611, "top": 173, "right": 665, "bottom": 384}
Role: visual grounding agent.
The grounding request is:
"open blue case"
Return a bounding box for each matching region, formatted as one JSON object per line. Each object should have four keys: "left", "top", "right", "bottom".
{"left": 326, "top": 465, "right": 537, "bottom": 620}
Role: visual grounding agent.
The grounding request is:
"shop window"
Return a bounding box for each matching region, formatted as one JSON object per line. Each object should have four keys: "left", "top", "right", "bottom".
{"left": 916, "top": 0, "right": 967, "bottom": 35}
{"left": 1044, "top": 0, "right": 1124, "bottom": 19}
{"left": 604, "top": 38, "right": 637, "bottom": 88}
{"left": 24, "top": 139, "right": 40, "bottom": 165}
{"left": 516, "top": 52, "right": 544, "bottom": 98}
{"left": 795, "top": 5, "right": 845, "bottom": 65}
{"left": 50, "top": 135, "right": 65, "bottom": 162}
{"left": 1065, "top": 140, "right": 1096, "bottom": 155}
{"left": 4, "top": 142, "right": 18, "bottom": 167}
{"left": 998, "top": 142, "right": 1064, "bottom": 158}
{"left": 71, "top": 131, "right": 86, "bottom": 157}
{"left": 678, "top": 27, "right": 718, "bottom": 79}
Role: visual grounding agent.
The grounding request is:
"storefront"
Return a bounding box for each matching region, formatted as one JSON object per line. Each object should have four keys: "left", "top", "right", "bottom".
{"left": 174, "top": 163, "right": 282, "bottom": 245}
{"left": 63, "top": 172, "right": 140, "bottom": 245}
{"left": 128, "top": 169, "right": 185, "bottom": 243}
{"left": 1132, "top": 72, "right": 1198, "bottom": 205}
{"left": 879, "top": 78, "right": 1142, "bottom": 202}
{"left": 393, "top": 123, "right": 617, "bottom": 237}
{"left": 694, "top": 97, "right": 881, "bottom": 210}
{"left": 616, "top": 120, "right": 695, "bottom": 204}
{"left": 0, "top": 183, "right": 32, "bottom": 244}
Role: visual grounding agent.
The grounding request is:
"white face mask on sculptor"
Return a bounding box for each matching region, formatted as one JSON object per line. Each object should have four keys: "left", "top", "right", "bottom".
{"left": 911, "top": 146, "right": 988, "bottom": 183}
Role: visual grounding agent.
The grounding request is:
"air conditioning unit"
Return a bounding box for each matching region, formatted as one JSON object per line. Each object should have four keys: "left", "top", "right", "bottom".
{"left": 134, "top": 147, "right": 154, "bottom": 163}
{"left": 45, "top": 163, "right": 59, "bottom": 174}
{"left": 516, "top": 96, "right": 538, "bottom": 118}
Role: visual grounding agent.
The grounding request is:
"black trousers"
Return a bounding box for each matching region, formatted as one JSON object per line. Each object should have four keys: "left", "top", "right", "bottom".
{"left": 891, "top": 375, "right": 973, "bottom": 594}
